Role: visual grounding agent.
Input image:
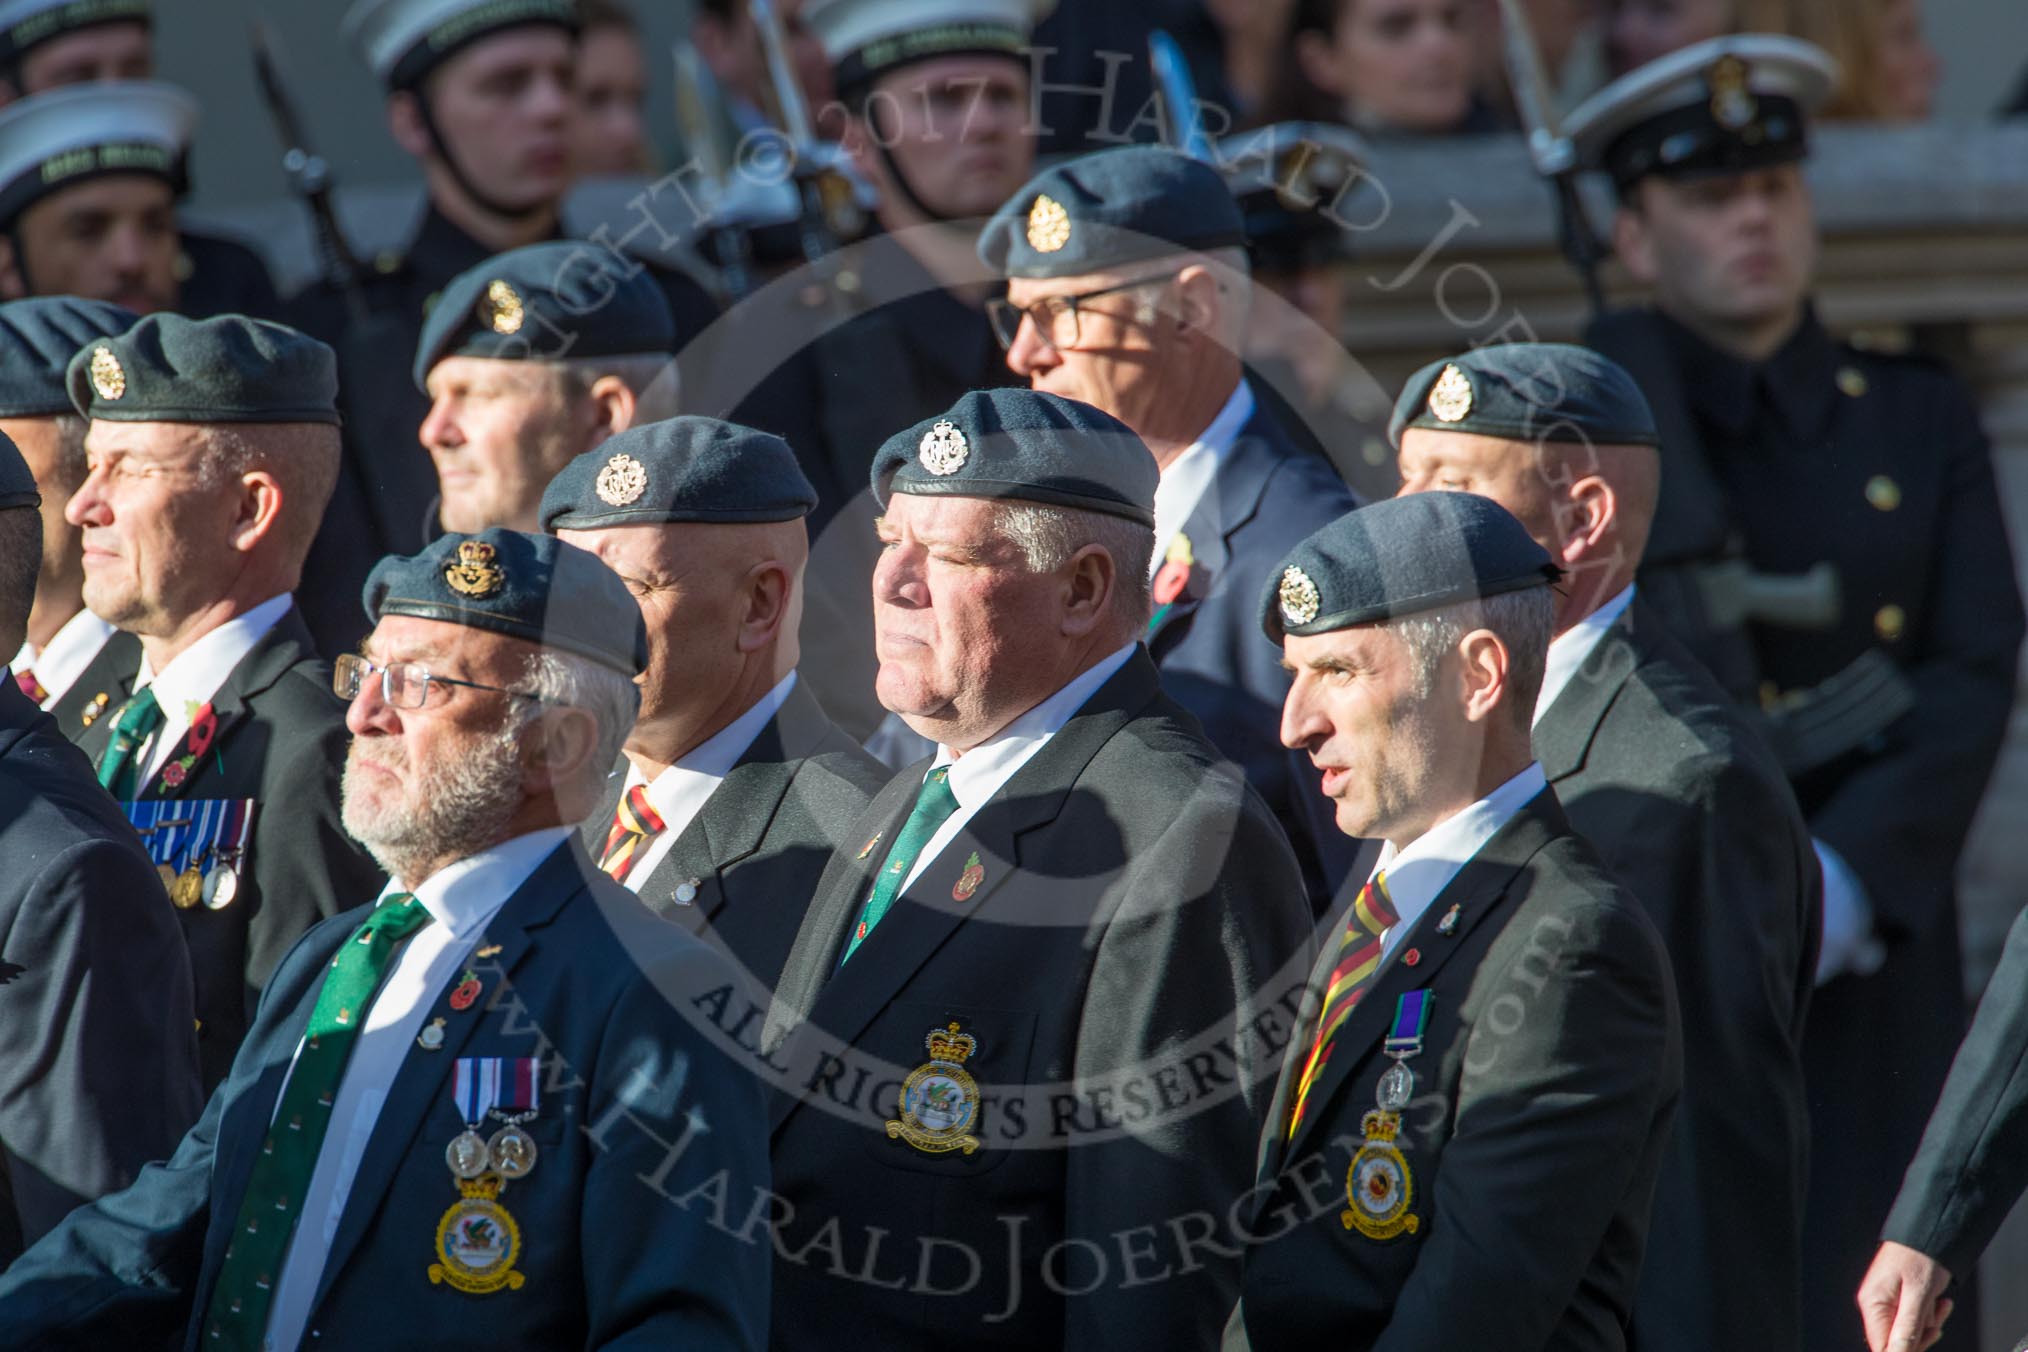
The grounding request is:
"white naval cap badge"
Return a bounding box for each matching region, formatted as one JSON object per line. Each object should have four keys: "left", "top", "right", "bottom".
{"left": 1707, "top": 54, "right": 1758, "bottom": 130}
{"left": 1426, "top": 364, "right": 1473, "bottom": 423}
{"left": 480, "top": 278, "right": 526, "bottom": 335}
{"left": 89, "top": 345, "right": 126, "bottom": 401}
{"left": 1026, "top": 194, "right": 1071, "bottom": 253}
{"left": 1279, "top": 566, "right": 1321, "bottom": 626}
{"left": 918, "top": 419, "right": 969, "bottom": 475}
{"left": 595, "top": 453, "right": 647, "bottom": 506}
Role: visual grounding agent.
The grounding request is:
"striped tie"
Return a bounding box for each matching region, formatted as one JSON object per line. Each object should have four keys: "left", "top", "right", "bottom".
{"left": 1287, "top": 873, "right": 1399, "bottom": 1141}
{"left": 13, "top": 666, "right": 48, "bottom": 704}
{"left": 598, "top": 784, "right": 666, "bottom": 884}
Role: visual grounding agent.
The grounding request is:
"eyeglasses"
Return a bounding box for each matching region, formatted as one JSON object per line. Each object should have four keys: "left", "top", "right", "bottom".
{"left": 984, "top": 271, "right": 1182, "bottom": 352}
{"left": 333, "top": 652, "right": 554, "bottom": 710}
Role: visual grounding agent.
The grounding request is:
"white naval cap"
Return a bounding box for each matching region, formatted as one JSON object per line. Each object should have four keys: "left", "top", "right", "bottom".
{"left": 806, "top": 0, "right": 1056, "bottom": 98}
{"left": 0, "top": 0, "right": 148, "bottom": 66}
{"left": 342, "top": 0, "right": 579, "bottom": 91}
{"left": 1564, "top": 35, "right": 1837, "bottom": 192}
{"left": 0, "top": 79, "right": 193, "bottom": 226}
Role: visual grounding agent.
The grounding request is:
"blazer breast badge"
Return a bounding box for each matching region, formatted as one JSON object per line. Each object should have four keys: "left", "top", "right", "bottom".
{"left": 1343, "top": 990, "right": 1432, "bottom": 1241}
{"left": 887, "top": 1022, "right": 982, "bottom": 1156}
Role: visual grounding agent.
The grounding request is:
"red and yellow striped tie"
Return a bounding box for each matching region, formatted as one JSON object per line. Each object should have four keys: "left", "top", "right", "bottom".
{"left": 598, "top": 784, "right": 667, "bottom": 884}
{"left": 1287, "top": 872, "right": 1399, "bottom": 1140}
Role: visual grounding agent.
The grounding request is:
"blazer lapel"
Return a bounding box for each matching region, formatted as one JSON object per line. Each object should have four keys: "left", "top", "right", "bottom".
{"left": 1534, "top": 615, "right": 1639, "bottom": 784}
{"left": 1281, "top": 795, "right": 1562, "bottom": 1164}
{"left": 1147, "top": 415, "right": 1281, "bottom": 653}
{"left": 306, "top": 840, "right": 585, "bottom": 1314}
{"left": 134, "top": 610, "right": 320, "bottom": 799}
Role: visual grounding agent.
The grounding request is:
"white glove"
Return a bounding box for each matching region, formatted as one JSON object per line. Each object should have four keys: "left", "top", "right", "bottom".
{"left": 1815, "top": 838, "right": 1887, "bottom": 985}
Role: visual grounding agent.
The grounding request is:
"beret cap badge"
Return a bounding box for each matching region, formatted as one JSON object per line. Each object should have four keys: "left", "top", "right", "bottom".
{"left": 1279, "top": 566, "right": 1321, "bottom": 627}
{"left": 594, "top": 453, "right": 648, "bottom": 506}
{"left": 89, "top": 345, "right": 126, "bottom": 401}
{"left": 480, "top": 279, "right": 526, "bottom": 335}
{"left": 1426, "top": 364, "right": 1474, "bottom": 423}
{"left": 1025, "top": 194, "right": 1071, "bottom": 253}
{"left": 443, "top": 540, "right": 506, "bottom": 599}
{"left": 1706, "top": 54, "right": 1757, "bottom": 130}
{"left": 918, "top": 419, "right": 969, "bottom": 476}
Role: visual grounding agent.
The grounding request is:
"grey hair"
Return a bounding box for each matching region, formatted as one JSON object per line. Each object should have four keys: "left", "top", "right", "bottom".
{"left": 48, "top": 413, "right": 88, "bottom": 488}
{"left": 1386, "top": 587, "right": 1555, "bottom": 724}
{"left": 995, "top": 501, "right": 1154, "bottom": 627}
{"left": 1128, "top": 245, "right": 1253, "bottom": 341}
{"left": 513, "top": 648, "right": 640, "bottom": 776}
{"left": 558, "top": 353, "right": 680, "bottom": 423}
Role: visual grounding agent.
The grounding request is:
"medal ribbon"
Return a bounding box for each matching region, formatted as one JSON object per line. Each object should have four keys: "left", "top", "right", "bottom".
{"left": 1384, "top": 989, "right": 1432, "bottom": 1059}
{"left": 453, "top": 1057, "right": 541, "bottom": 1125}
{"left": 123, "top": 798, "right": 256, "bottom": 874}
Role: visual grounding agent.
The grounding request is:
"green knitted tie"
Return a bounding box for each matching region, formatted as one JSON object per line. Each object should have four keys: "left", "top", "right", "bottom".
{"left": 841, "top": 766, "right": 961, "bottom": 964}
{"left": 94, "top": 686, "right": 162, "bottom": 798}
{"left": 202, "top": 893, "right": 434, "bottom": 1351}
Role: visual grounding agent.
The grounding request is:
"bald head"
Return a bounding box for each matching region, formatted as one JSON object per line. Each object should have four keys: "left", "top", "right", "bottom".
{"left": 557, "top": 516, "right": 809, "bottom": 776}
{"left": 1397, "top": 427, "right": 1661, "bottom": 633}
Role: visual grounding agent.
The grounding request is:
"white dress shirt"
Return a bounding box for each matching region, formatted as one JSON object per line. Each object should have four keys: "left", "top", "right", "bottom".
{"left": 614, "top": 672, "right": 797, "bottom": 893}
{"left": 9, "top": 607, "right": 116, "bottom": 709}
{"left": 131, "top": 593, "right": 293, "bottom": 781}
{"left": 1532, "top": 583, "right": 1636, "bottom": 726}
{"left": 1148, "top": 379, "right": 1254, "bottom": 577}
{"left": 900, "top": 643, "right": 1136, "bottom": 892}
{"left": 1368, "top": 763, "right": 1548, "bottom": 958}
{"left": 263, "top": 826, "right": 574, "bottom": 1352}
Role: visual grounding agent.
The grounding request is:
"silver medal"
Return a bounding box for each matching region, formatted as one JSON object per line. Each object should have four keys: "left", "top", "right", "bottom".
{"left": 1376, "top": 1060, "right": 1416, "bottom": 1111}
{"left": 445, "top": 1128, "right": 491, "bottom": 1179}
{"left": 202, "top": 863, "right": 239, "bottom": 910}
{"left": 487, "top": 1124, "right": 538, "bottom": 1179}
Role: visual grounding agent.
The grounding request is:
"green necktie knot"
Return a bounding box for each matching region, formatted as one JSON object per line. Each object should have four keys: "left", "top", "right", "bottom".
{"left": 94, "top": 686, "right": 164, "bottom": 797}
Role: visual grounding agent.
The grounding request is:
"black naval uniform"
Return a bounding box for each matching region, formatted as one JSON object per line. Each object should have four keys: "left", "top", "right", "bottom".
{"left": 284, "top": 204, "right": 720, "bottom": 658}
{"left": 1232, "top": 792, "right": 1682, "bottom": 1352}
{"left": 761, "top": 651, "right": 1315, "bottom": 1352}
{"left": 175, "top": 227, "right": 282, "bottom": 320}
{"left": 1588, "top": 304, "right": 2026, "bottom": 1352}
{"left": 0, "top": 676, "right": 203, "bottom": 1266}
{"left": 581, "top": 677, "right": 887, "bottom": 991}
{"left": 75, "top": 608, "right": 386, "bottom": 1091}
{"left": 1535, "top": 601, "right": 1818, "bottom": 1352}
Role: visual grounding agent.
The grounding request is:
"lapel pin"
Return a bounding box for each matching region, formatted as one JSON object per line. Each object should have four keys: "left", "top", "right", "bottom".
{"left": 1402, "top": 948, "right": 1421, "bottom": 967}
{"left": 1436, "top": 905, "right": 1461, "bottom": 937}
{"left": 674, "top": 878, "right": 700, "bottom": 906}
{"left": 418, "top": 1017, "right": 447, "bottom": 1051}
{"left": 857, "top": 831, "right": 883, "bottom": 860}
{"left": 475, "top": 943, "right": 502, "bottom": 959}
{"left": 448, "top": 970, "right": 483, "bottom": 1011}
{"left": 952, "top": 852, "right": 985, "bottom": 902}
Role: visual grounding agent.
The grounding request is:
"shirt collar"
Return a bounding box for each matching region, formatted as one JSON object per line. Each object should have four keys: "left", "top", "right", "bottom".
{"left": 1371, "top": 762, "right": 1547, "bottom": 948}
{"left": 136, "top": 594, "right": 293, "bottom": 716}
{"left": 378, "top": 826, "right": 576, "bottom": 940}
{"left": 1150, "top": 379, "right": 1253, "bottom": 574}
{"left": 10, "top": 608, "right": 116, "bottom": 696}
{"left": 936, "top": 643, "right": 1136, "bottom": 810}
{"left": 1533, "top": 584, "right": 1636, "bottom": 726}
{"left": 632, "top": 671, "right": 799, "bottom": 815}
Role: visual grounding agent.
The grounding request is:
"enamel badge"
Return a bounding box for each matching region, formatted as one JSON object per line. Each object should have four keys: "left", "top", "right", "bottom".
{"left": 1342, "top": 1109, "right": 1420, "bottom": 1239}
{"left": 430, "top": 1175, "right": 527, "bottom": 1294}
{"left": 952, "top": 852, "right": 985, "bottom": 902}
{"left": 887, "top": 1022, "right": 982, "bottom": 1156}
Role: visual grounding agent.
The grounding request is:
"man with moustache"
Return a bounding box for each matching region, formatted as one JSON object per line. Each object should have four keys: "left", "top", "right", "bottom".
{"left": 1571, "top": 38, "right": 2024, "bottom": 1348}
{"left": 1392, "top": 343, "right": 1818, "bottom": 1352}
{"left": 979, "top": 143, "right": 1363, "bottom": 912}
{"left": 1230, "top": 490, "right": 1681, "bottom": 1350}
{"left": 542, "top": 416, "right": 885, "bottom": 989}
{"left": 0, "top": 528, "right": 771, "bottom": 1352}
{"left": 0, "top": 296, "right": 140, "bottom": 731}
{"left": 0, "top": 0, "right": 282, "bottom": 318}
{"left": 761, "top": 388, "right": 1313, "bottom": 1351}
{"left": 0, "top": 423, "right": 202, "bottom": 1269}
{"left": 65, "top": 312, "right": 383, "bottom": 1090}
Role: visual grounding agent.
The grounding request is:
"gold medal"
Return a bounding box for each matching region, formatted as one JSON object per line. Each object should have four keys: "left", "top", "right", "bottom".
{"left": 171, "top": 865, "right": 205, "bottom": 910}
{"left": 487, "top": 1125, "right": 538, "bottom": 1180}
{"left": 446, "top": 1129, "right": 491, "bottom": 1180}
{"left": 157, "top": 861, "right": 182, "bottom": 897}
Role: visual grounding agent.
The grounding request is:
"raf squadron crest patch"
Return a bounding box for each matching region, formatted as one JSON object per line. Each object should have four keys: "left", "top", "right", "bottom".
{"left": 431, "top": 1174, "right": 527, "bottom": 1294}
{"left": 89, "top": 345, "right": 126, "bottom": 401}
{"left": 1279, "top": 566, "right": 1321, "bottom": 626}
{"left": 1706, "top": 55, "right": 1757, "bottom": 130}
{"left": 1426, "top": 364, "right": 1473, "bottom": 422}
{"left": 1343, "top": 1109, "right": 1420, "bottom": 1239}
{"left": 481, "top": 279, "right": 526, "bottom": 335}
{"left": 595, "top": 452, "right": 648, "bottom": 506}
{"left": 1026, "top": 194, "right": 1071, "bottom": 253}
{"left": 444, "top": 540, "right": 506, "bottom": 598}
{"left": 887, "top": 1022, "right": 983, "bottom": 1155}
{"left": 918, "top": 419, "right": 969, "bottom": 476}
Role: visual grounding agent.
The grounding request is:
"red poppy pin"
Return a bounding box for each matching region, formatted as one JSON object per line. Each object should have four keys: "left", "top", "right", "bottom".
{"left": 1151, "top": 534, "right": 1196, "bottom": 607}
{"left": 186, "top": 702, "right": 218, "bottom": 758}
{"left": 952, "top": 851, "right": 985, "bottom": 902}
{"left": 448, "top": 970, "right": 483, "bottom": 1011}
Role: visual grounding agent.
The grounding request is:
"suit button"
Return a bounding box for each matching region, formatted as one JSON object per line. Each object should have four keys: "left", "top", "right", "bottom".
{"left": 1865, "top": 475, "right": 1901, "bottom": 512}
{"left": 1838, "top": 366, "right": 1869, "bottom": 397}
{"left": 1875, "top": 604, "right": 1907, "bottom": 641}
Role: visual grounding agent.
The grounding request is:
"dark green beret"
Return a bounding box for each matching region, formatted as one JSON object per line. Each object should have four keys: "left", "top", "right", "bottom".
{"left": 978, "top": 145, "right": 1247, "bottom": 281}
{"left": 0, "top": 426, "right": 34, "bottom": 510}
{"left": 0, "top": 297, "right": 136, "bottom": 418}
{"left": 0, "top": 0, "right": 150, "bottom": 67}
{"left": 344, "top": 0, "right": 578, "bottom": 92}
{"left": 540, "top": 416, "right": 815, "bottom": 532}
{"left": 413, "top": 240, "right": 676, "bottom": 392}
{"left": 1388, "top": 343, "right": 1658, "bottom": 450}
{"left": 1261, "top": 492, "right": 1561, "bottom": 641}
{"left": 67, "top": 312, "right": 339, "bottom": 425}
{"left": 363, "top": 527, "right": 649, "bottom": 676}
{"left": 872, "top": 388, "right": 1157, "bottom": 527}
